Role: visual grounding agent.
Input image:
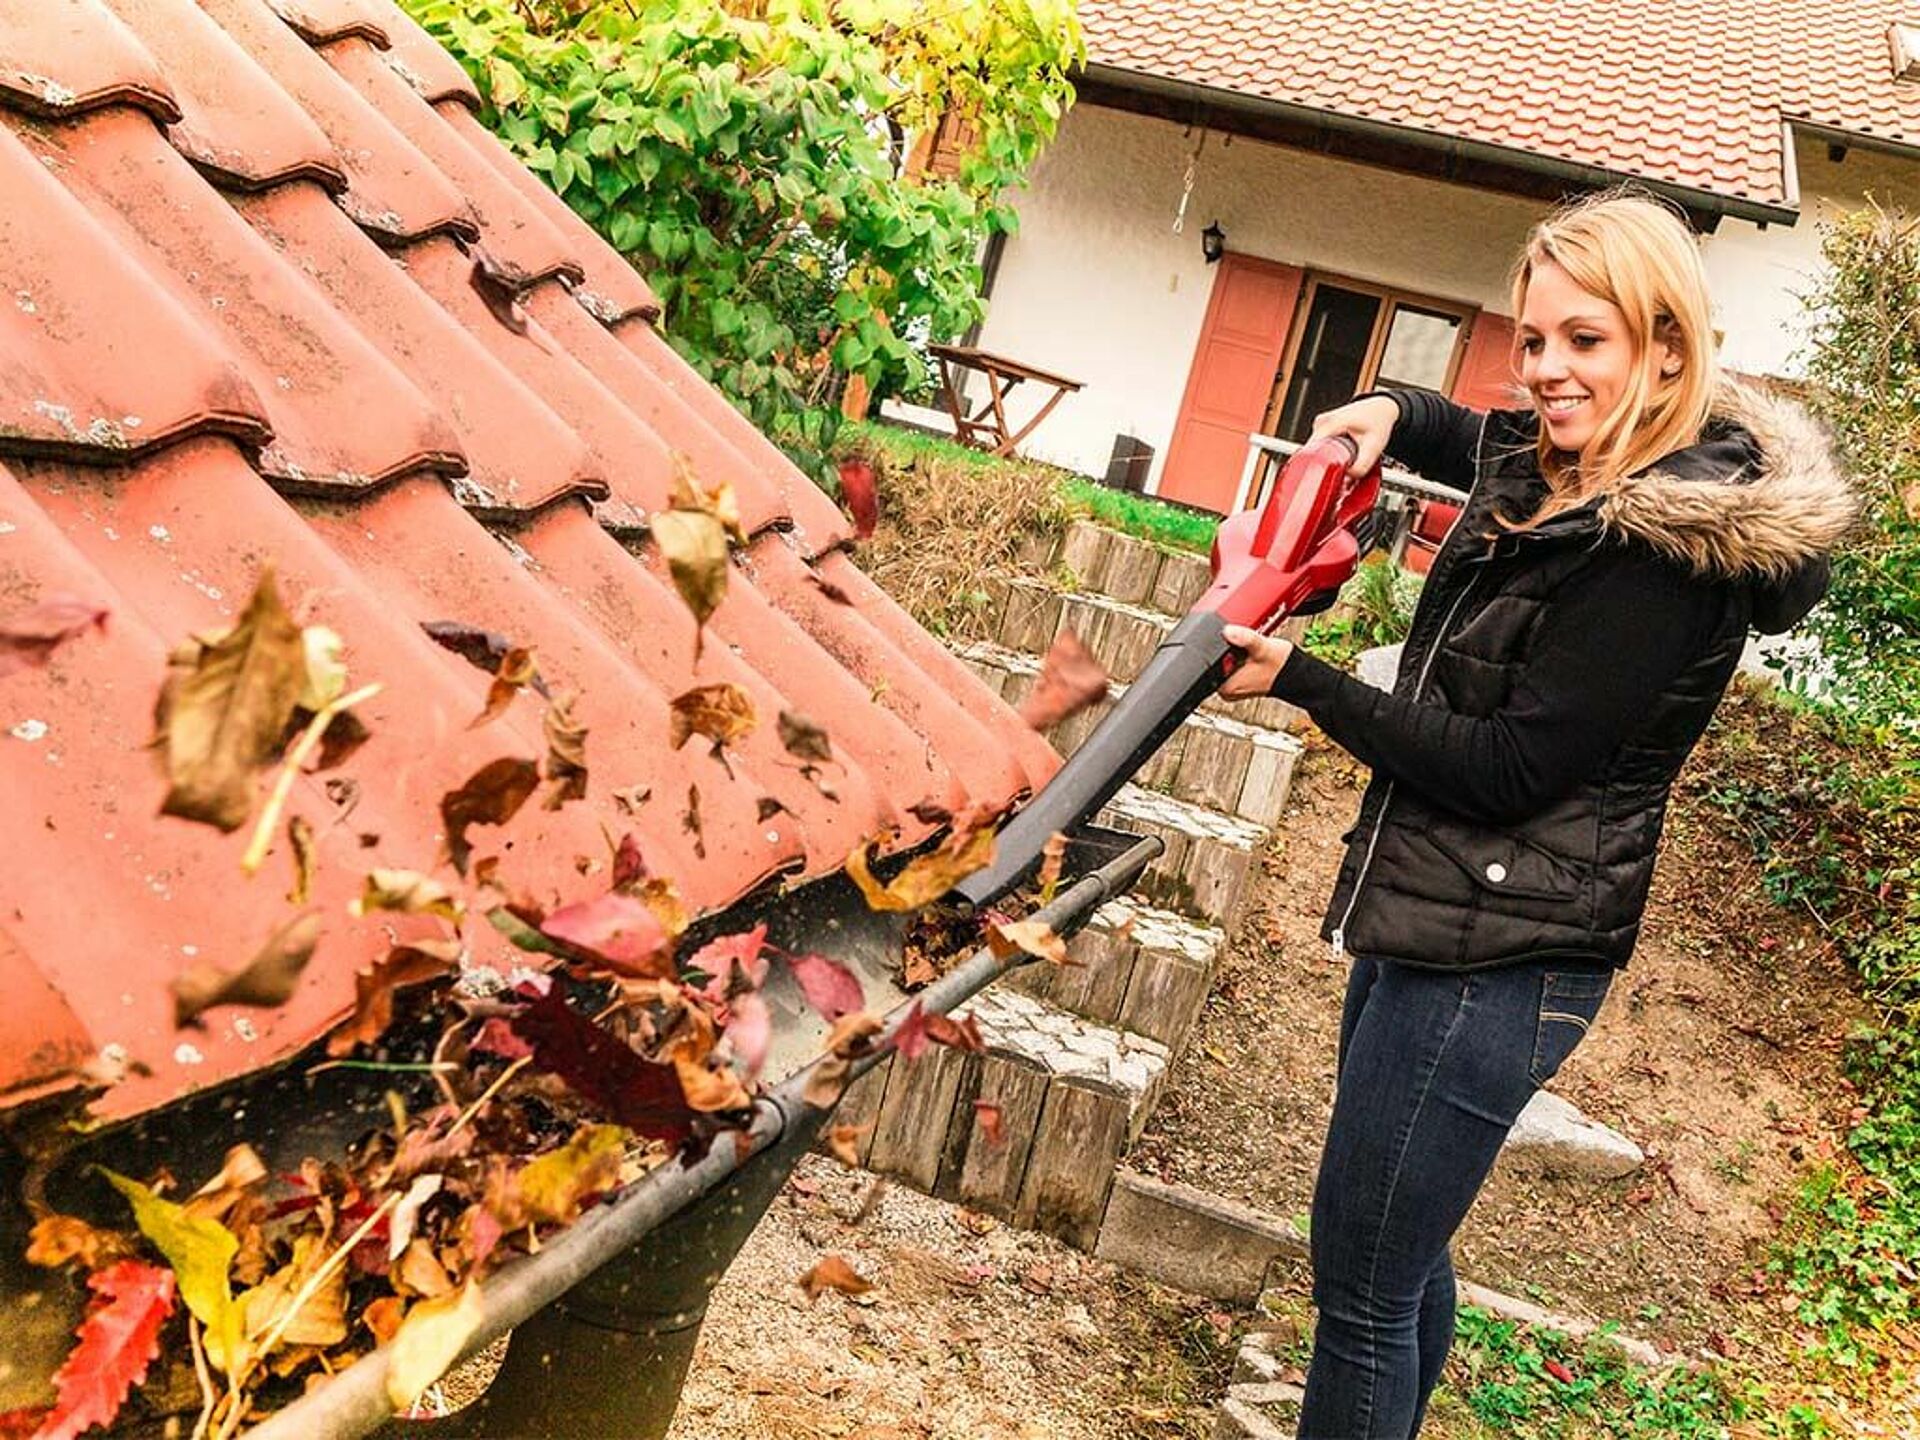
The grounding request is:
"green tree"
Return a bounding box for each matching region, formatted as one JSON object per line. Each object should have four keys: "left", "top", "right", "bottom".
{"left": 402, "top": 0, "right": 1081, "bottom": 478}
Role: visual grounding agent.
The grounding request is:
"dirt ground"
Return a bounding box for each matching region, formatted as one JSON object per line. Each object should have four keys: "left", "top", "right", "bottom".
{"left": 1129, "top": 720, "right": 1865, "bottom": 1357}
{"left": 665, "top": 1154, "right": 1235, "bottom": 1439}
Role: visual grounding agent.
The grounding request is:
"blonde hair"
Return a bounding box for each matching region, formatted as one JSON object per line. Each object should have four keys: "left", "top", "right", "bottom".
{"left": 1508, "top": 189, "right": 1718, "bottom": 519}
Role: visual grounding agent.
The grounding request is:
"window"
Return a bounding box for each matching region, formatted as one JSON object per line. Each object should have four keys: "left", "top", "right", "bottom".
{"left": 1894, "top": 23, "right": 1920, "bottom": 81}
{"left": 1267, "top": 277, "right": 1471, "bottom": 443}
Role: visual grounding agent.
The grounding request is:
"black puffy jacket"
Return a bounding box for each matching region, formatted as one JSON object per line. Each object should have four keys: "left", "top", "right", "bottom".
{"left": 1273, "top": 382, "right": 1856, "bottom": 971}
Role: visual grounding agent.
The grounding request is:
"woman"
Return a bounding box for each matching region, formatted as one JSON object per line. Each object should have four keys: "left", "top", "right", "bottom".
{"left": 1218, "top": 191, "right": 1856, "bottom": 1439}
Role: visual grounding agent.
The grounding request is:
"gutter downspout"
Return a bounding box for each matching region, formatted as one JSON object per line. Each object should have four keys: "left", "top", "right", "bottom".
{"left": 1080, "top": 63, "right": 1804, "bottom": 230}
{"left": 243, "top": 830, "right": 1163, "bottom": 1440}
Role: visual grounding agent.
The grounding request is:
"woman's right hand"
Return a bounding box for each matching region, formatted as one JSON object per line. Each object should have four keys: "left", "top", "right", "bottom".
{"left": 1308, "top": 394, "right": 1399, "bottom": 476}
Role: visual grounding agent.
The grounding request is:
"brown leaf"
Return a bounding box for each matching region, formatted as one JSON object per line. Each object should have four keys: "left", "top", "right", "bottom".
{"left": 420, "top": 622, "right": 551, "bottom": 698}
{"left": 155, "top": 568, "right": 307, "bottom": 832}
{"left": 488, "top": 1124, "right": 626, "bottom": 1231}
{"left": 172, "top": 910, "right": 322, "bottom": 1028}
{"left": 240, "top": 1232, "right": 347, "bottom": 1353}
{"left": 807, "top": 572, "right": 854, "bottom": 606}
{"left": 442, "top": 756, "right": 540, "bottom": 875}
{"left": 668, "top": 456, "right": 746, "bottom": 544}
{"left": 327, "top": 939, "right": 463, "bottom": 1057}
{"left": 1017, "top": 628, "right": 1109, "bottom": 733}
{"left": 802, "top": 1012, "right": 885, "bottom": 1109}
{"left": 682, "top": 784, "right": 706, "bottom": 859}
{"left": 845, "top": 826, "right": 996, "bottom": 913}
{"left": 987, "top": 917, "right": 1071, "bottom": 968}
{"left": 778, "top": 710, "right": 834, "bottom": 765}
{"left": 1036, "top": 832, "right": 1068, "bottom": 904}
{"left": 651, "top": 509, "right": 729, "bottom": 633}
{"left": 610, "top": 784, "right": 651, "bottom": 814}
{"left": 391, "top": 1236, "right": 454, "bottom": 1300}
{"left": 469, "top": 646, "right": 539, "bottom": 729}
{"left": 285, "top": 814, "right": 316, "bottom": 906}
{"left": 0, "top": 593, "right": 108, "bottom": 678}
{"left": 26, "top": 1215, "right": 135, "bottom": 1271}
{"left": 826, "top": 1123, "right": 871, "bottom": 1168}
{"left": 799, "top": 1254, "right": 874, "bottom": 1301}
{"left": 542, "top": 691, "right": 589, "bottom": 810}
{"left": 351, "top": 869, "right": 464, "bottom": 924}
{"left": 363, "top": 1295, "right": 406, "bottom": 1346}
{"left": 669, "top": 683, "right": 757, "bottom": 751}
{"left": 907, "top": 801, "right": 952, "bottom": 826}
{"left": 185, "top": 1144, "right": 268, "bottom": 1226}
{"left": 756, "top": 796, "right": 788, "bottom": 823}
{"left": 469, "top": 248, "right": 531, "bottom": 335}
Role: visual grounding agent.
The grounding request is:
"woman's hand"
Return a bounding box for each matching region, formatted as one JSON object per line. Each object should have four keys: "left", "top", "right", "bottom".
{"left": 1219, "top": 625, "right": 1293, "bottom": 699}
{"left": 1308, "top": 394, "right": 1399, "bottom": 475}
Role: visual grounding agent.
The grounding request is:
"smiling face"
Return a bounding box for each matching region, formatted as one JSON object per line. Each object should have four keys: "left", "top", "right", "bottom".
{"left": 1516, "top": 259, "right": 1675, "bottom": 459}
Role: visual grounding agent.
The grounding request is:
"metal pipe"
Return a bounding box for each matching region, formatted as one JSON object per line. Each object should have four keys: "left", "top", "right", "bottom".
{"left": 244, "top": 833, "right": 1162, "bottom": 1440}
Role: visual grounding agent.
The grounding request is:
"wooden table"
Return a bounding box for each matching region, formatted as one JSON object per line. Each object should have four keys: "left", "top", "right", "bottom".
{"left": 927, "top": 343, "right": 1083, "bottom": 457}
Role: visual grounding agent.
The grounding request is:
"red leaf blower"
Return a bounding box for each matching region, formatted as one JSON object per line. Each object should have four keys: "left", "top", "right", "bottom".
{"left": 951, "top": 436, "right": 1382, "bottom": 910}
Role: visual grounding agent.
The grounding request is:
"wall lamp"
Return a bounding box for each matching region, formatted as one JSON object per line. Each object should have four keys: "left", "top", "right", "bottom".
{"left": 1201, "top": 220, "right": 1226, "bottom": 264}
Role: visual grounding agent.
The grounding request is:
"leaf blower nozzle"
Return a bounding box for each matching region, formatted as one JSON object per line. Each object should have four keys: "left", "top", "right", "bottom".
{"left": 949, "top": 435, "right": 1382, "bottom": 913}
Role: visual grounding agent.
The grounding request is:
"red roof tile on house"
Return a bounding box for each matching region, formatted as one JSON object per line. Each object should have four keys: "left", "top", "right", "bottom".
{"left": 0, "top": 0, "right": 1059, "bottom": 1118}
{"left": 1081, "top": 0, "right": 1920, "bottom": 210}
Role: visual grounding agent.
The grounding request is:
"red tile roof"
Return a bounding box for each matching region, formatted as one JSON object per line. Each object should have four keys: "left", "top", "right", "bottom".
{"left": 0, "top": 0, "right": 1059, "bottom": 1120}
{"left": 1080, "top": 0, "right": 1920, "bottom": 211}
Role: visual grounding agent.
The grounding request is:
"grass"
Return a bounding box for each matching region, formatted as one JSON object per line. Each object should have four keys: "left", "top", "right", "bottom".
{"left": 1058, "top": 477, "right": 1219, "bottom": 555}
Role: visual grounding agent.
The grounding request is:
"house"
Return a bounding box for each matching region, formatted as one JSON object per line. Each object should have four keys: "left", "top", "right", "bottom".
{"left": 962, "top": 0, "right": 1920, "bottom": 512}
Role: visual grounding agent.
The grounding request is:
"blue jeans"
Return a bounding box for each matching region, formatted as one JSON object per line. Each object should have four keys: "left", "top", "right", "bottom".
{"left": 1297, "top": 955, "right": 1613, "bottom": 1439}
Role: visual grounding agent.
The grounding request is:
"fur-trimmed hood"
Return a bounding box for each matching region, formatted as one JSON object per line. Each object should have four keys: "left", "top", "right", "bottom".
{"left": 1597, "top": 379, "right": 1859, "bottom": 584}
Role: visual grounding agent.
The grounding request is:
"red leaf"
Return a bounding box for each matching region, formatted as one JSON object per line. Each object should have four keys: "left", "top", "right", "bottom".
{"left": 725, "top": 992, "right": 772, "bottom": 1078}
{"left": 893, "top": 1001, "right": 932, "bottom": 1062}
{"left": 509, "top": 988, "right": 697, "bottom": 1148}
{"left": 0, "top": 595, "right": 108, "bottom": 679}
{"left": 612, "top": 833, "right": 647, "bottom": 890}
{"left": 1544, "top": 1359, "right": 1575, "bottom": 1385}
{"left": 0, "top": 1410, "right": 48, "bottom": 1439}
{"left": 893, "top": 1002, "right": 986, "bottom": 1064}
{"left": 973, "top": 1100, "right": 1006, "bottom": 1147}
{"left": 836, "top": 458, "right": 878, "bottom": 540}
{"left": 1018, "top": 628, "right": 1110, "bottom": 732}
{"left": 784, "top": 951, "right": 865, "bottom": 1022}
{"left": 472, "top": 1017, "right": 533, "bottom": 1060}
{"left": 689, "top": 924, "right": 769, "bottom": 999}
{"left": 37, "top": 1261, "right": 175, "bottom": 1440}
{"left": 540, "top": 892, "right": 673, "bottom": 979}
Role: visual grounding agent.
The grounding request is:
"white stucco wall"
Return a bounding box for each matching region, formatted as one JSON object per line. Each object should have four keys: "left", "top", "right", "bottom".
{"left": 973, "top": 104, "right": 1920, "bottom": 491}
{"left": 1704, "top": 137, "right": 1920, "bottom": 379}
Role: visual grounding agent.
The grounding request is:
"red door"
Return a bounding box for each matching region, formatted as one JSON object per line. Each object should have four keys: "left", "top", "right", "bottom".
{"left": 1157, "top": 255, "right": 1304, "bottom": 513}
{"left": 1450, "top": 310, "right": 1519, "bottom": 410}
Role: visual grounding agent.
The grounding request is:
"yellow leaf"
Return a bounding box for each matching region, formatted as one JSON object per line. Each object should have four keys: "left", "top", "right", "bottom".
{"left": 503, "top": 1124, "right": 628, "bottom": 1228}
{"left": 298, "top": 624, "right": 348, "bottom": 712}
{"left": 385, "top": 1279, "right": 485, "bottom": 1409}
{"left": 103, "top": 1169, "right": 242, "bottom": 1369}
{"left": 651, "top": 509, "right": 729, "bottom": 630}
{"left": 844, "top": 826, "right": 996, "bottom": 913}
{"left": 987, "top": 917, "right": 1071, "bottom": 967}
{"left": 351, "top": 869, "right": 465, "bottom": 924}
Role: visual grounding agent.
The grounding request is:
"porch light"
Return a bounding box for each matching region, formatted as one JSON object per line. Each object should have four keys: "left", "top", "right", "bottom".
{"left": 1201, "top": 220, "right": 1226, "bottom": 263}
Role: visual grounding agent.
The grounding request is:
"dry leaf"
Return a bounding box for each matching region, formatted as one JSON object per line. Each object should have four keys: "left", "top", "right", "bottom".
{"left": 682, "top": 784, "right": 706, "bottom": 859}
{"left": 777, "top": 711, "right": 834, "bottom": 765}
{"left": 0, "top": 594, "right": 108, "bottom": 679}
{"left": 987, "top": 917, "right": 1072, "bottom": 968}
{"left": 384, "top": 1280, "right": 484, "bottom": 1409}
{"left": 363, "top": 1295, "right": 406, "bottom": 1346}
{"left": 1018, "top": 629, "right": 1109, "bottom": 733}
{"left": 172, "top": 910, "right": 322, "bottom": 1028}
{"left": 26, "top": 1215, "right": 135, "bottom": 1272}
{"left": 799, "top": 1254, "right": 874, "bottom": 1301}
{"left": 651, "top": 509, "right": 729, "bottom": 633}
{"left": 442, "top": 756, "right": 540, "bottom": 875}
{"left": 34, "top": 1260, "right": 174, "bottom": 1440}
{"left": 611, "top": 832, "right": 647, "bottom": 890}
{"left": 351, "top": 870, "right": 464, "bottom": 924}
{"left": 836, "top": 457, "right": 879, "bottom": 540}
{"left": 542, "top": 691, "right": 589, "bottom": 810}
{"left": 327, "top": 939, "right": 463, "bottom": 1057}
{"left": 156, "top": 568, "right": 307, "bottom": 832}
{"left": 826, "top": 1123, "right": 871, "bottom": 1168}
{"left": 489, "top": 1125, "right": 625, "bottom": 1231}
{"left": 844, "top": 826, "right": 996, "bottom": 913}
{"left": 286, "top": 814, "right": 316, "bottom": 906}
{"left": 756, "top": 796, "right": 788, "bottom": 822}
{"left": 807, "top": 572, "right": 854, "bottom": 606}
{"left": 973, "top": 1100, "right": 1006, "bottom": 1147}
{"left": 240, "top": 1232, "right": 348, "bottom": 1354}
{"left": 669, "top": 683, "right": 757, "bottom": 752}
{"left": 420, "top": 622, "right": 551, "bottom": 697}
{"left": 784, "top": 951, "right": 865, "bottom": 1022}
{"left": 1036, "top": 832, "right": 1068, "bottom": 904}
{"left": 469, "top": 646, "right": 539, "bottom": 729}
{"left": 540, "top": 892, "right": 673, "bottom": 979}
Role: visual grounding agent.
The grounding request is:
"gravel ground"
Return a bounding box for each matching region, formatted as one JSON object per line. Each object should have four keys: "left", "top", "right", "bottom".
{"left": 664, "top": 1154, "right": 1234, "bottom": 1440}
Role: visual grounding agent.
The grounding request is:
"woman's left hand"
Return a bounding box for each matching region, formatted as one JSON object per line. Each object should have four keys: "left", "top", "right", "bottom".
{"left": 1219, "top": 625, "right": 1293, "bottom": 700}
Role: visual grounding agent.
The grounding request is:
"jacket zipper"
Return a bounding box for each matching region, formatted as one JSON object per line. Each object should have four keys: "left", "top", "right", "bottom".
{"left": 1331, "top": 414, "right": 1490, "bottom": 961}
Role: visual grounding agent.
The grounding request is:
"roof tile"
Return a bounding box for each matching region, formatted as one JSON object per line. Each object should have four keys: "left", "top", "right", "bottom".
{"left": 0, "top": 0, "right": 1055, "bottom": 1120}
{"left": 1082, "top": 0, "right": 1920, "bottom": 209}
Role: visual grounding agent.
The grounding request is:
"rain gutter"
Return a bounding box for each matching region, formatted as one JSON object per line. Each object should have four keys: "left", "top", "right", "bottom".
{"left": 244, "top": 828, "right": 1162, "bottom": 1440}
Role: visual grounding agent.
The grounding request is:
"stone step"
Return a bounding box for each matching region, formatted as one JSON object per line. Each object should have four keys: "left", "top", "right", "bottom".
{"left": 836, "top": 986, "right": 1173, "bottom": 1251}
{"left": 1097, "top": 783, "right": 1268, "bottom": 925}
{"left": 1000, "top": 898, "right": 1224, "bottom": 1053}
{"left": 955, "top": 640, "right": 1302, "bottom": 827}
{"left": 1051, "top": 518, "right": 1216, "bottom": 617}
{"left": 1215, "top": 1383, "right": 1303, "bottom": 1440}
{"left": 984, "top": 577, "right": 1304, "bottom": 736}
